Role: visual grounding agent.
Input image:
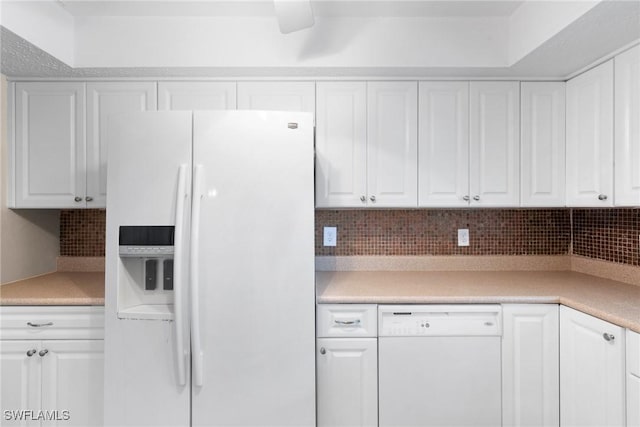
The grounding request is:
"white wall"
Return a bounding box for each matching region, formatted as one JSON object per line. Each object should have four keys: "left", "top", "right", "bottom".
{"left": 0, "top": 75, "right": 59, "bottom": 284}
{"left": 74, "top": 16, "right": 508, "bottom": 69}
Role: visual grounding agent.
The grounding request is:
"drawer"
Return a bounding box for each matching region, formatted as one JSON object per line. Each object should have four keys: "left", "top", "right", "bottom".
{"left": 0, "top": 306, "right": 104, "bottom": 340}
{"left": 317, "top": 304, "right": 377, "bottom": 338}
{"left": 629, "top": 329, "right": 640, "bottom": 377}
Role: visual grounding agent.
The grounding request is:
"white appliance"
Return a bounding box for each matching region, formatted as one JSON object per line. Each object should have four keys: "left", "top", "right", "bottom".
{"left": 103, "top": 111, "right": 315, "bottom": 426}
{"left": 378, "top": 305, "right": 502, "bottom": 427}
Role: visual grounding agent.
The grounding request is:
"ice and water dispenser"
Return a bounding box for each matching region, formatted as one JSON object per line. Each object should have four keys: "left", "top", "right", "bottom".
{"left": 117, "top": 226, "right": 176, "bottom": 320}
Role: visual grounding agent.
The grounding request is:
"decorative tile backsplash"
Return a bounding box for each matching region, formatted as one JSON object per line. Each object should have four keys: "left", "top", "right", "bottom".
{"left": 573, "top": 208, "right": 640, "bottom": 266}
{"left": 315, "top": 209, "right": 571, "bottom": 256}
{"left": 60, "top": 208, "right": 640, "bottom": 267}
{"left": 60, "top": 210, "right": 106, "bottom": 257}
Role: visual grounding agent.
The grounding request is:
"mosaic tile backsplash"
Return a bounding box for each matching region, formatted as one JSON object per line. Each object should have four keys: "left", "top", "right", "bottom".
{"left": 573, "top": 208, "right": 640, "bottom": 266}
{"left": 60, "top": 208, "right": 640, "bottom": 267}
{"left": 315, "top": 209, "right": 571, "bottom": 256}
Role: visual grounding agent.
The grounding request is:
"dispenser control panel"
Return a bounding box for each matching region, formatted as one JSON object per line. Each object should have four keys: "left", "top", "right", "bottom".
{"left": 118, "top": 225, "right": 174, "bottom": 257}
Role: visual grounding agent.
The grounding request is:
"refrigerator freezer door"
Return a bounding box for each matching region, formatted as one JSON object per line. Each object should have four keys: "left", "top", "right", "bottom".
{"left": 104, "top": 112, "right": 191, "bottom": 426}
{"left": 191, "top": 111, "right": 315, "bottom": 427}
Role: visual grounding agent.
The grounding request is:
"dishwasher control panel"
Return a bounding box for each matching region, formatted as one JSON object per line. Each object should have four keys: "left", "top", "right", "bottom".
{"left": 378, "top": 305, "right": 502, "bottom": 336}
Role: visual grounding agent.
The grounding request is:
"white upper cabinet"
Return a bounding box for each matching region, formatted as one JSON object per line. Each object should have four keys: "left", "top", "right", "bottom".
{"left": 367, "top": 81, "right": 417, "bottom": 207}
{"left": 237, "top": 82, "right": 315, "bottom": 115}
{"left": 316, "top": 81, "right": 417, "bottom": 208}
{"left": 158, "top": 82, "right": 236, "bottom": 110}
{"left": 86, "top": 82, "right": 157, "bottom": 208}
{"left": 520, "top": 82, "right": 566, "bottom": 207}
{"left": 13, "top": 82, "right": 86, "bottom": 208}
{"left": 418, "top": 82, "right": 470, "bottom": 207}
{"left": 315, "top": 82, "right": 368, "bottom": 207}
{"left": 566, "top": 60, "right": 614, "bottom": 206}
{"left": 614, "top": 45, "right": 640, "bottom": 206}
{"left": 469, "top": 81, "right": 520, "bottom": 207}
{"left": 560, "top": 306, "right": 625, "bottom": 427}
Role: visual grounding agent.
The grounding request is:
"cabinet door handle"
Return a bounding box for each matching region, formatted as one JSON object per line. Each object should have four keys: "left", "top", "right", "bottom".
{"left": 74, "top": 196, "right": 83, "bottom": 202}
{"left": 27, "top": 322, "right": 53, "bottom": 328}
{"left": 462, "top": 195, "right": 470, "bottom": 201}
{"left": 26, "top": 349, "right": 37, "bottom": 357}
{"left": 603, "top": 333, "right": 615, "bottom": 342}
{"left": 360, "top": 195, "right": 366, "bottom": 203}
{"left": 598, "top": 194, "right": 608, "bottom": 201}
{"left": 473, "top": 195, "right": 480, "bottom": 201}
{"left": 369, "top": 196, "right": 376, "bottom": 203}
{"left": 39, "top": 349, "right": 49, "bottom": 357}
{"left": 319, "top": 347, "right": 326, "bottom": 355}
{"left": 85, "top": 196, "right": 93, "bottom": 202}
{"left": 334, "top": 319, "right": 361, "bottom": 326}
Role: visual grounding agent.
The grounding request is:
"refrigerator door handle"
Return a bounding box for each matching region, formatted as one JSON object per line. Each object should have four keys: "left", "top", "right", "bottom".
{"left": 174, "top": 164, "right": 188, "bottom": 386}
{"left": 190, "top": 164, "right": 205, "bottom": 387}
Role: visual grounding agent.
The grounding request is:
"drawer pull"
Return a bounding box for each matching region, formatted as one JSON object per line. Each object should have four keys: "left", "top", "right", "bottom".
{"left": 27, "top": 322, "right": 54, "bottom": 328}
{"left": 603, "top": 333, "right": 615, "bottom": 342}
{"left": 334, "top": 319, "right": 361, "bottom": 326}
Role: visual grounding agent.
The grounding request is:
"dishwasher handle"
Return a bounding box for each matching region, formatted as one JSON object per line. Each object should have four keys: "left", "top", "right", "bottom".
{"left": 334, "top": 319, "right": 361, "bottom": 326}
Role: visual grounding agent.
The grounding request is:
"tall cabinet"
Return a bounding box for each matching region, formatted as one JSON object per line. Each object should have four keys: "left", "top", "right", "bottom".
{"left": 565, "top": 60, "right": 614, "bottom": 206}
{"left": 614, "top": 45, "right": 640, "bottom": 206}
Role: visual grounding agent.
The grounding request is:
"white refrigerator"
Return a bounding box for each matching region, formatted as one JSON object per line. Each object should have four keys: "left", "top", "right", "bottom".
{"left": 103, "top": 111, "right": 315, "bottom": 426}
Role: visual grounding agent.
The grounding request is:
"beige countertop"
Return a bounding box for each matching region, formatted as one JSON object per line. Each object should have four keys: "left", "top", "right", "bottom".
{"left": 0, "top": 272, "right": 105, "bottom": 306}
{"left": 316, "top": 271, "right": 640, "bottom": 333}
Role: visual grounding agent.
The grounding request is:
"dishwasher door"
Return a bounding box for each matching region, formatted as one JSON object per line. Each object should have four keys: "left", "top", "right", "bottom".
{"left": 378, "top": 305, "right": 502, "bottom": 427}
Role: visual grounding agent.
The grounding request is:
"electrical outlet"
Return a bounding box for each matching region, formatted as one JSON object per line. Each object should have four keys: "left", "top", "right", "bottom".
{"left": 323, "top": 227, "right": 337, "bottom": 247}
{"left": 458, "top": 229, "right": 470, "bottom": 247}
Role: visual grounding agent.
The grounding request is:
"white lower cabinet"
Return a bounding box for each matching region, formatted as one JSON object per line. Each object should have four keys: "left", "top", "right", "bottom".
{"left": 316, "top": 338, "right": 378, "bottom": 427}
{"left": 316, "top": 304, "right": 377, "bottom": 427}
{"left": 0, "top": 307, "right": 104, "bottom": 427}
{"left": 628, "top": 329, "right": 640, "bottom": 427}
{"left": 502, "top": 304, "right": 559, "bottom": 427}
{"left": 560, "top": 306, "right": 625, "bottom": 427}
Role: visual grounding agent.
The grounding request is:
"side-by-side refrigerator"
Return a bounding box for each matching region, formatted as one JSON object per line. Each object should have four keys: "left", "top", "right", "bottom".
{"left": 103, "top": 111, "right": 315, "bottom": 426}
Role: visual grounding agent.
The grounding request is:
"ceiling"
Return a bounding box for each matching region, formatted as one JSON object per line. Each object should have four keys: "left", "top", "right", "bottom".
{"left": 1, "top": 0, "right": 638, "bottom": 79}
{"left": 56, "top": 0, "right": 526, "bottom": 18}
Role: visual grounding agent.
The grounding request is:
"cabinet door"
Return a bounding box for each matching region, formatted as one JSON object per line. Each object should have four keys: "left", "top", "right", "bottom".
{"left": 469, "top": 81, "right": 520, "bottom": 206}
{"left": 566, "top": 60, "right": 614, "bottom": 206}
{"left": 237, "top": 81, "right": 314, "bottom": 114}
{"left": 628, "top": 329, "right": 640, "bottom": 427}
{"left": 40, "top": 340, "right": 104, "bottom": 427}
{"left": 0, "top": 341, "right": 42, "bottom": 427}
{"left": 315, "top": 82, "right": 367, "bottom": 207}
{"left": 560, "top": 306, "right": 625, "bottom": 427}
{"left": 317, "top": 338, "right": 377, "bottom": 427}
{"left": 14, "top": 82, "right": 85, "bottom": 208}
{"left": 158, "top": 82, "right": 236, "bottom": 110}
{"left": 520, "top": 82, "right": 566, "bottom": 207}
{"left": 614, "top": 45, "right": 640, "bottom": 206}
{"left": 367, "top": 81, "right": 417, "bottom": 207}
{"left": 86, "top": 82, "right": 157, "bottom": 208}
{"left": 502, "top": 304, "right": 559, "bottom": 427}
{"left": 418, "top": 81, "right": 469, "bottom": 207}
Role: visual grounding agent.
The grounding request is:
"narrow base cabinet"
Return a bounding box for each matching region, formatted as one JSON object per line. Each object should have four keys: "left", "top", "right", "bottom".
{"left": 560, "top": 306, "right": 625, "bottom": 427}
{"left": 0, "top": 307, "right": 104, "bottom": 427}
{"left": 316, "top": 305, "right": 377, "bottom": 427}
{"left": 502, "top": 304, "right": 559, "bottom": 427}
{"left": 628, "top": 329, "right": 640, "bottom": 427}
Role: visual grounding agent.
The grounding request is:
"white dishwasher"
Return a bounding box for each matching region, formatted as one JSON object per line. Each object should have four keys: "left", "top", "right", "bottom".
{"left": 378, "top": 305, "right": 502, "bottom": 427}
